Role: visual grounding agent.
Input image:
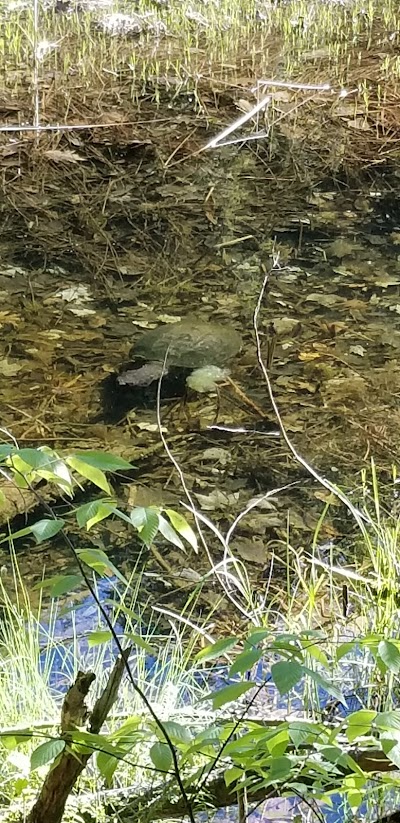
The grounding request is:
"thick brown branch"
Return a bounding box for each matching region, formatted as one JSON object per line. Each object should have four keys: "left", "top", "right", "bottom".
{"left": 27, "top": 650, "right": 129, "bottom": 823}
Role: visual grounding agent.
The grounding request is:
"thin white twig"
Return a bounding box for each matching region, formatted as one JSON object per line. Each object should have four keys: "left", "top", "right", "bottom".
{"left": 203, "top": 94, "right": 271, "bottom": 150}
{"left": 253, "top": 259, "right": 371, "bottom": 537}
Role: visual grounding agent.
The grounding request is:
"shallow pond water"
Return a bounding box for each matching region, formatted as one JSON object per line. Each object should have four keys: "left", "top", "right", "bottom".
{"left": 1, "top": 105, "right": 400, "bottom": 823}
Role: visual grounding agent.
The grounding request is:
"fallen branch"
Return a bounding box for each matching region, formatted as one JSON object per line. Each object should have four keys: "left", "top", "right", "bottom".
{"left": 27, "top": 647, "right": 131, "bottom": 823}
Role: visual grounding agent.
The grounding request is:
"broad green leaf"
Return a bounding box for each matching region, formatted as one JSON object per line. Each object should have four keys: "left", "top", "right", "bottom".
{"left": 67, "top": 456, "right": 111, "bottom": 494}
{"left": 1, "top": 736, "right": 18, "bottom": 750}
{"left": 224, "top": 766, "right": 243, "bottom": 787}
{"left": 97, "top": 750, "right": 120, "bottom": 786}
{"left": 161, "top": 721, "right": 192, "bottom": 745}
{"left": 301, "top": 642, "right": 329, "bottom": 668}
{"left": 376, "top": 711, "right": 400, "bottom": 731}
{"left": 77, "top": 548, "right": 129, "bottom": 585}
{"left": 67, "top": 731, "right": 129, "bottom": 760}
{"left": 70, "top": 451, "right": 133, "bottom": 472}
{"left": 12, "top": 777, "right": 29, "bottom": 796}
{"left": 47, "top": 458, "right": 73, "bottom": 490}
{"left": 346, "top": 710, "right": 377, "bottom": 743}
{"left": 288, "top": 721, "right": 323, "bottom": 748}
{"left": 0, "top": 728, "right": 34, "bottom": 745}
{"left": 30, "top": 739, "right": 65, "bottom": 770}
{"left": 150, "top": 741, "right": 173, "bottom": 772}
{"left": 266, "top": 727, "right": 290, "bottom": 757}
{"left": 245, "top": 628, "right": 270, "bottom": 647}
{"left": 381, "top": 735, "right": 400, "bottom": 769}
{"left": 39, "top": 574, "right": 82, "bottom": 598}
{"left": 10, "top": 448, "right": 55, "bottom": 472}
{"left": 110, "top": 716, "right": 143, "bottom": 742}
{"left": 378, "top": 640, "right": 400, "bottom": 673}
{"left": 130, "top": 507, "right": 159, "bottom": 547}
{"left": 223, "top": 726, "right": 277, "bottom": 757}
{"left": 201, "top": 681, "right": 256, "bottom": 709}
{"left": 336, "top": 641, "right": 357, "bottom": 661}
{"left": 229, "top": 648, "right": 262, "bottom": 677}
{"left": 271, "top": 660, "right": 304, "bottom": 696}
{"left": 0, "top": 444, "right": 13, "bottom": 462}
{"left": 157, "top": 514, "right": 185, "bottom": 550}
{"left": 88, "top": 630, "right": 113, "bottom": 647}
{"left": 266, "top": 755, "right": 293, "bottom": 782}
{"left": 346, "top": 788, "right": 364, "bottom": 812}
{"left": 195, "top": 636, "right": 237, "bottom": 662}
{"left": 165, "top": 509, "right": 198, "bottom": 552}
{"left": 75, "top": 500, "right": 115, "bottom": 530}
{"left": 31, "top": 519, "right": 65, "bottom": 543}
{"left": 318, "top": 745, "right": 354, "bottom": 769}
{"left": 269, "top": 639, "right": 302, "bottom": 658}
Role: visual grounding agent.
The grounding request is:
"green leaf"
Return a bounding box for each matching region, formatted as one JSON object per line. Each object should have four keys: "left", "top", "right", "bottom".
{"left": 224, "top": 766, "right": 244, "bottom": 787}
{"left": 150, "top": 742, "right": 173, "bottom": 772}
{"left": 88, "top": 630, "right": 113, "bottom": 647}
{"left": 77, "top": 548, "right": 129, "bottom": 585}
{"left": 336, "top": 641, "right": 357, "bottom": 661}
{"left": 288, "top": 721, "right": 323, "bottom": 748}
{"left": 157, "top": 514, "right": 185, "bottom": 550}
{"left": 381, "top": 735, "right": 400, "bottom": 769}
{"left": 30, "top": 739, "right": 65, "bottom": 770}
{"left": 1, "top": 736, "right": 19, "bottom": 750}
{"left": 245, "top": 628, "right": 270, "bottom": 647}
{"left": 201, "top": 681, "right": 256, "bottom": 709}
{"left": 165, "top": 509, "right": 198, "bottom": 552}
{"left": 229, "top": 648, "right": 262, "bottom": 677}
{"left": 267, "top": 727, "right": 290, "bottom": 757}
{"left": 10, "top": 448, "right": 55, "bottom": 472}
{"left": 97, "top": 750, "right": 120, "bottom": 786}
{"left": 271, "top": 660, "right": 304, "bottom": 696}
{"left": 301, "top": 642, "right": 329, "bottom": 668}
{"left": 67, "top": 731, "right": 128, "bottom": 758}
{"left": 0, "top": 444, "right": 14, "bottom": 462}
{"left": 70, "top": 451, "right": 133, "bottom": 472}
{"left": 67, "top": 456, "right": 111, "bottom": 494}
{"left": 31, "top": 519, "right": 65, "bottom": 543}
{"left": 161, "top": 721, "right": 192, "bottom": 745}
{"left": 46, "top": 458, "right": 73, "bottom": 491}
{"left": 266, "top": 755, "right": 293, "bottom": 782}
{"left": 376, "top": 711, "right": 400, "bottom": 731}
{"left": 346, "top": 710, "right": 377, "bottom": 743}
{"left": 75, "top": 499, "right": 115, "bottom": 530}
{"left": 195, "top": 636, "right": 237, "bottom": 662}
{"left": 378, "top": 640, "right": 400, "bottom": 673}
{"left": 39, "top": 574, "right": 82, "bottom": 598}
{"left": 130, "top": 507, "right": 160, "bottom": 547}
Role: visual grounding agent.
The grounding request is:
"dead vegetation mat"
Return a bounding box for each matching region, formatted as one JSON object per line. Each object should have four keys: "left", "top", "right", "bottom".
{"left": 1, "top": 40, "right": 400, "bottom": 578}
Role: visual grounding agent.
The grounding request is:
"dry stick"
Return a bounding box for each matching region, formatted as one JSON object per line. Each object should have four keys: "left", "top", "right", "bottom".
{"left": 254, "top": 265, "right": 372, "bottom": 539}
{"left": 27, "top": 653, "right": 130, "bottom": 823}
